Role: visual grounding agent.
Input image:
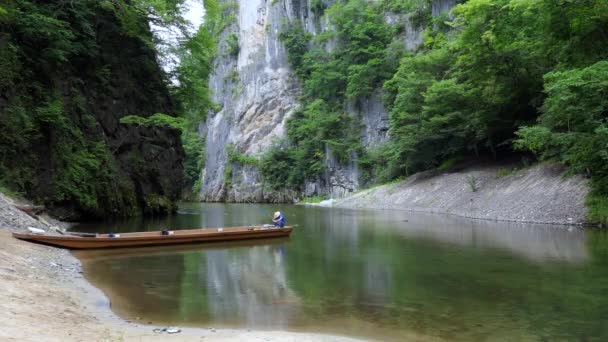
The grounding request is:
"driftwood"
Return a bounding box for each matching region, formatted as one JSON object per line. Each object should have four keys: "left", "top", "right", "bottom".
{"left": 14, "top": 204, "right": 66, "bottom": 234}
{"left": 14, "top": 205, "right": 46, "bottom": 217}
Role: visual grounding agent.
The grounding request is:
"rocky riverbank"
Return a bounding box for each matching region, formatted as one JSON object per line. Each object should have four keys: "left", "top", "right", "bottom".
{"left": 0, "top": 193, "right": 364, "bottom": 342}
{"left": 332, "top": 163, "right": 589, "bottom": 225}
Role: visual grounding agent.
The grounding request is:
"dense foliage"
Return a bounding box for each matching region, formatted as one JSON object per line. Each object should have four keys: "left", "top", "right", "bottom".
{"left": 0, "top": 0, "right": 213, "bottom": 217}
{"left": 269, "top": 0, "right": 608, "bottom": 222}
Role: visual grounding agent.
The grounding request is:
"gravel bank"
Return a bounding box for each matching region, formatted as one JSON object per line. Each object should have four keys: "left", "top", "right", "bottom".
{"left": 0, "top": 193, "right": 366, "bottom": 342}
{"left": 334, "top": 164, "right": 589, "bottom": 225}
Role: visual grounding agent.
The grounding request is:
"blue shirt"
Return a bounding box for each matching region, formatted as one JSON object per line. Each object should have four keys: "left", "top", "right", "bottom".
{"left": 274, "top": 213, "right": 285, "bottom": 227}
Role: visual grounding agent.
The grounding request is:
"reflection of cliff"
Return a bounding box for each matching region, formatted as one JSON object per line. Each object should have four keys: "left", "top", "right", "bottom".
{"left": 374, "top": 210, "right": 589, "bottom": 264}
{"left": 205, "top": 244, "right": 299, "bottom": 328}
{"left": 283, "top": 207, "right": 602, "bottom": 340}
{"left": 297, "top": 206, "right": 589, "bottom": 264}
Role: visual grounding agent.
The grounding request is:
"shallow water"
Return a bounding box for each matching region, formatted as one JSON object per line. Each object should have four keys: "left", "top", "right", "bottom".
{"left": 73, "top": 203, "right": 608, "bottom": 341}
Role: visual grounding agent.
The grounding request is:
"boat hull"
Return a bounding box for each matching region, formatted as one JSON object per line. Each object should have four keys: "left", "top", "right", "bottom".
{"left": 13, "top": 226, "right": 293, "bottom": 249}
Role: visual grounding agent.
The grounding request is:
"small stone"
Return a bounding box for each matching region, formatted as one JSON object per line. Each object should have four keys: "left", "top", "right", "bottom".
{"left": 166, "top": 327, "right": 181, "bottom": 334}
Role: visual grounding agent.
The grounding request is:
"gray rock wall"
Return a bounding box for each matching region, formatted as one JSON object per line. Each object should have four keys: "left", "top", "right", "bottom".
{"left": 432, "top": 0, "right": 458, "bottom": 17}
{"left": 201, "top": 0, "right": 303, "bottom": 202}
{"left": 200, "top": 0, "right": 457, "bottom": 202}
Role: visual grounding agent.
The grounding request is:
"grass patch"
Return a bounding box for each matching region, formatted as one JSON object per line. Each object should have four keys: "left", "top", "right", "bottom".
{"left": 497, "top": 168, "right": 516, "bottom": 177}
{"left": 299, "top": 195, "right": 327, "bottom": 204}
{"left": 0, "top": 182, "right": 23, "bottom": 199}
{"left": 587, "top": 192, "right": 608, "bottom": 226}
{"left": 438, "top": 156, "right": 463, "bottom": 171}
{"left": 466, "top": 175, "right": 478, "bottom": 192}
{"left": 383, "top": 176, "right": 406, "bottom": 186}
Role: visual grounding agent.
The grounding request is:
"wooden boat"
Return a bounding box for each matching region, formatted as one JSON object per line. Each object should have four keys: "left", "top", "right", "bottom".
{"left": 13, "top": 225, "right": 294, "bottom": 250}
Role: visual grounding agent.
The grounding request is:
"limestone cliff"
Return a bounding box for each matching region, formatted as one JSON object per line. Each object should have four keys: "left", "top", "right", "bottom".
{"left": 201, "top": 0, "right": 302, "bottom": 202}
{"left": 200, "top": 0, "right": 457, "bottom": 202}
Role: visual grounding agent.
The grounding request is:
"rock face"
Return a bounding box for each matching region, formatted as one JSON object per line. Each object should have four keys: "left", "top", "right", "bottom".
{"left": 201, "top": 0, "right": 302, "bottom": 202}
{"left": 200, "top": 0, "right": 456, "bottom": 202}
{"left": 0, "top": 3, "right": 184, "bottom": 219}
{"left": 81, "top": 9, "right": 184, "bottom": 218}
{"left": 432, "top": 0, "right": 458, "bottom": 17}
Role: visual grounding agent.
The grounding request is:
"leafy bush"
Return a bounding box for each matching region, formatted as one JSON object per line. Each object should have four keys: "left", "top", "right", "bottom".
{"left": 260, "top": 143, "right": 299, "bottom": 190}
{"left": 226, "top": 144, "right": 259, "bottom": 167}
{"left": 311, "top": 0, "right": 327, "bottom": 16}
{"left": 279, "top": 23, "right": 312, "bottom": 77}
{"left": 225, "top": 32, "right": 240, "bottom": 57}
{"left": 120, "top": 113, "right": 184, "bottom": 130}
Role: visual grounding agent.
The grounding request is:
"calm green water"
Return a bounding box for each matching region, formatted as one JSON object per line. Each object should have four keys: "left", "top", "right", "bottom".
{"left": 73, "top": 203, "right": 608, "bottom": 341}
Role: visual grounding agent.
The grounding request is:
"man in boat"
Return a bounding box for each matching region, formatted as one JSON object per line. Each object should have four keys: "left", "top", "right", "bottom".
{"left": 273, "top": 211, "right": 286, "bottom": 228}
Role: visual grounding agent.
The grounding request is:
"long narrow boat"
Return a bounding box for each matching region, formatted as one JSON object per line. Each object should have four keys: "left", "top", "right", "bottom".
{"left": 13, "top": 226, "right": 293, "bottom": 250}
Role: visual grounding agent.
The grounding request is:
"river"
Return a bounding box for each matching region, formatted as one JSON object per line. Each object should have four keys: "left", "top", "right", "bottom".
{"left": 72, "top": 203, "right": 608, "bottom": 341}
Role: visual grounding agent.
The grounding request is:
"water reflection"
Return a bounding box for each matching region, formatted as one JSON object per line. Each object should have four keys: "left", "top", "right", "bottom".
{"left": 378, "top": 210, "right": 588, "bottom": 263}
{"left": 76, "top": 238, "right": 298, "bottom": 329}
{"left": 74, "top": 204, "right": 608, "bottom": 341}
{"left": 204, "top": 244, "right": 298, "bottom": 328}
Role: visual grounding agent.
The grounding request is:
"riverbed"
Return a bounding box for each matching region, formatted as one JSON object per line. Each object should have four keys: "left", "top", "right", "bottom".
{"left": 72, "top": 203, "right": 608, "bottom": 341}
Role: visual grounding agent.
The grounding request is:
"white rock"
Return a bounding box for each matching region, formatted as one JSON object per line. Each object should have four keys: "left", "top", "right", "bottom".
{"left": 319, "top": 199, "right": 337, "bottom": 207}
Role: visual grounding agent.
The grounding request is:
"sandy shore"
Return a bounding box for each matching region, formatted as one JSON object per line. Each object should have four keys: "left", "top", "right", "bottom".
{"left": 0, "top": 193, "right": 364, "bottom": 342}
